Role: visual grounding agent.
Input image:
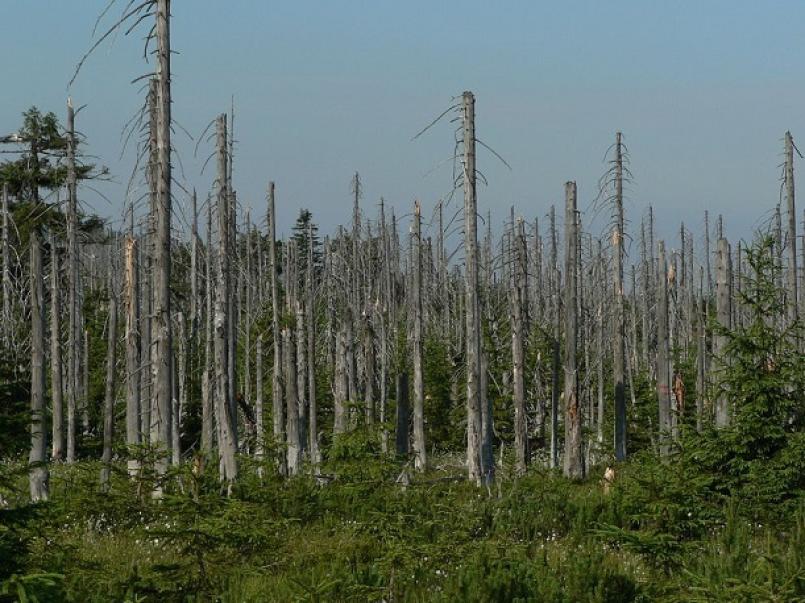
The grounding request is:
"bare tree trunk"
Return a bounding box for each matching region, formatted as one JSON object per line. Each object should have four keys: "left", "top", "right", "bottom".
{"left": 334, "top": 327, "right": 348, "bottom": 435}
{"left": 124, "top": 235, "right": 141, "bottom": 475}
{"left": 613, "top": 133, "right": 627, "bottom": 462}
{"left": 462, "top": 91, "right": 483, "bottom": 485}
{"left": 785, "top": 131, "right": 798, "bottom": 324}
{"left": 563, "top": 182, "right": 584, "bottom": 479}
{"left": 307, "top": 223, "right": 319, "bottom": 466}
{"left": 100, "top": 287, "right": 118, "bottom": 491}
{"left": 201, "top": 201, "right": 214, "bottom": 454}
{"left": 284, "top": 325, "right": 301, "bottom": 475}
{"left": 29, "top": 231, "right": 49, "bottom": 501}
{"left": 714, "top": 238, "right": 732, "bottom": 428}
{"left": 66, "top": 99, "right": 79, "bottom": 463}
{"left": 214, "top": 114, "right": 237, "bottom": 484}
{"left": 511, "top": 217, "right": 527, "bottom": 475}
{"left": 268, "top": 182, "right": 286, "bottom": 474}
{"left": 50, "top": 234, "right": 64, "bottom": 461}
{"left": 656, "top": 242, "right": 672, "bottom": 455}
{"left": 549, "top": 205, "right": 560, "bottom": 470}
{"left": 255, "top": 335, "right": 264, "bottom": 468}
{"left": 152, "top": 0, "right": 173, "bottom": 481}
{"left": 695, "top": 269, "right": 706, "bottom": 432}
{"left": 411, "top": 201, "right": 427, "bottom": 471}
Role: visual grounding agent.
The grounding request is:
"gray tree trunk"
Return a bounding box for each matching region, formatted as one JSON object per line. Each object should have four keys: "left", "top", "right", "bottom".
{"left": 268, "top": 182, "right": 286, "bottom": 474}
{"left": 511, "top": 217, "right": 527, "bottom": 474}
{"left": 563, "top": 182, "right": 584, "bottom": 479}
{"left": 714, "top": 238, "right": 732, "bottom": 428}
{"left": 307, "top": 223, "right": 319, "bottom": 466}
{"left": 656, "top": 242, "right": 672, "bottom": 455}
{"left": 29, "top": 231, "right": 49, "bottom": 501}
{"left": 412, "top": 201, "right": 427, "bottom": 471}
{"left": 100, "top": 287, "right": 118, "bottom": 491}
{"left": 50, "top": 234, "right": 64, "bottom": 461}
{"left": 66, "top": 99, "right": 79, "bottom": 463}
{"left": 785, "top": 131, "right": 798, "bottom": 324}
{"left": 124, "top": 235, "right": 141, "bottom": 475}
{"left": 462, "top": 91, "right": 483, "bottom": 485}
{"left": 613, "top": 133, "right": 627, "bottom": 462}
{"left": 214, "top": 114, "right": 238, "bottom": 484}
{"left": 152, "top": 0, "right": 173, "bottom": 480}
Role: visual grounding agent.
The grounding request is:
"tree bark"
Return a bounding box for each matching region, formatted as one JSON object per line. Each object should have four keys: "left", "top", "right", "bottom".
{"left": 563, "top": 182, "right": 584, "bottom": 479}
{"left": 29, "top": 231, "right": 49, "bottom": 501}
{"left": 100, "top": 287, "right": 118, "bottom": 491}
{"left": 152, "top": 0, "right": 173, "bottom": 481}
{"left": 462, "top": 91, "right": 483, "bottom": 485}
{"left": 124, "top": 236, "right": 141, "bottom": 475}
{"left": 50, "top": 234, "right": 64, "bottom": 461}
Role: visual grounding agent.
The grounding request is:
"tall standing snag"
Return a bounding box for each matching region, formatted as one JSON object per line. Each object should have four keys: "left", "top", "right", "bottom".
{"left": 412, "top": 201, "right": 427, "bottom": 471}
{"left": 124, "top": 236, "right": 141, "bottom": 474}
{"left": 30, "top": 231, "right": 49, "bottom": 501}
{"left": 462, "top": 91, "right": 483, "bottom": 485}
{"left": 152, "top": 0, "right": 173, "bottom": 480}
{"left": 714, "top": 238, "right": 732, "bottom": 427}
{"left": 784, "top": 132, "right": 798, "bottom": 324}
{"left": 50, "top": 234, "right": 64, "bottom": 461}
{"left": 563, "top": 182, "right": 584, "bottom": 480}
{"left": 612, "top": 132, "right": 627, "bottom": 462}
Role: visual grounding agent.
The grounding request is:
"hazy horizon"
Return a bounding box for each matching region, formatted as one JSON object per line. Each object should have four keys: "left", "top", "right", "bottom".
{"left": 2, "top": 1, "right": 803, "bottom": 257}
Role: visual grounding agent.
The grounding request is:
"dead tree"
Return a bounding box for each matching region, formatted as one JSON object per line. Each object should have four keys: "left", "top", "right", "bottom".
{"left": 152, "top": 0, "right": 173, "bottom": 478}
{"left": 50, "top": 234, "right": 64, "bottom": 461}
{"left": 412, "top": 201, "right": 427, "bottom": 471}
{"left": 563, "top": 182, "right": 584, "bottom": 479}
{"left": 656, "top": 242, "right": 672, "bottom": 455}
{"left": 511, "top": 217, "right": 528, "bottom": 474}
{"left": 29, "top": 231, "right": 49, "bottom": 501}
{"left": 100, "top": 281, "right": 118, "bottom": 491}
{"left": 462, "top": 91, "right": 483, "bottom": 485}
{"left": 66, "top": 99, "right": 80, "bottom": 463}
{"left": 612, "top": 133, "right": 627, "bottom": 462}
{"left": 307, "top": 222, "right": 319, "bottom": 466}
{"left": 214, "top": 114, "right": 237, "bottom": 484}
{"left": 124, "top": 235, "right": 141, "bottom": 474}
{"left": 785, "top": 131, "right": 798, "bottom": 324}
{"left": 268, "top": 182, "right": 286, "bottom": 474}
{"left": 714, "top": 237, "right": 732, "bottom": 427}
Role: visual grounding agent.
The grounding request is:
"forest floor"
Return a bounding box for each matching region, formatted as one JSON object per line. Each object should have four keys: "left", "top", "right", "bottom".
{"left": 1, "top": 430, "right": 803, "bottom": 602}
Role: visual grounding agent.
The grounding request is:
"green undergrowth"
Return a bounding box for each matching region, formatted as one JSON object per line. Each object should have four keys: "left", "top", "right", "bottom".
{"left": 1, "top": 429, "right": 802, "bottom": 603}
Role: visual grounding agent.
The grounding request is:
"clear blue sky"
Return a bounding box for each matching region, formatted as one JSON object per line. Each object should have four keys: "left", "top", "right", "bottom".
{"left": 1, "top": 1, "right": 803, "bottom": 253}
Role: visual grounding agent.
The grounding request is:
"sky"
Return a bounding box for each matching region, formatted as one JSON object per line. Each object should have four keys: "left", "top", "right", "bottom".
{"left": 1, "top": 1, "right": 803, "bottom": 256}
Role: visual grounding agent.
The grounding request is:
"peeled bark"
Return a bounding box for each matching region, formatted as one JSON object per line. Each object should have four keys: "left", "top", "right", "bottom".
{"left": 100, "top": 291, "right": 118, "bottom": 491}
{"left": 268, "top": 182, "right": 286, "bottom": 474}
{"left": 50, "top": 234, "right": 64, "bottom": 461}
{"left": 214, "top": 114, "right": 238, "bottom": 484}
{"left": 511, "top": 217, "right": 527, "bottom": 474}
{"left": 563, "top": 182, "right": 584, "bottom": 480}
{"left": 613, "top": 133, "right": 627, "bottom": 462}
{"left": 29, "top": 231, "right": 49, "bottom": 501}
{"left": 66, "top": 100, "right": 79, "bottom": 463}
{"left": 412, "top": 201, "right": 427, "bottom": 471}
{"left": 656, "top": 242, "right": 672, "bottom": 455}
{"left": 714, "top": 238, "right": 732, "bottom": 428}
{"left": 152, "top": 0, "right": 173, "bottom": 480}
{"left": 462, "top": 91, "right": 483, "bottom": 485}
{"left": 124, "top": 236, "right": 141, "bottom": 475}
{"left": 785, "top": 132, "right": 798, "bottom": 324}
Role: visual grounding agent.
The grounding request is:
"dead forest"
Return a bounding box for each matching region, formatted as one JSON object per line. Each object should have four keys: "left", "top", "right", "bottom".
{"left": 0, "top": 2, "right": 803, "bottom": 601}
